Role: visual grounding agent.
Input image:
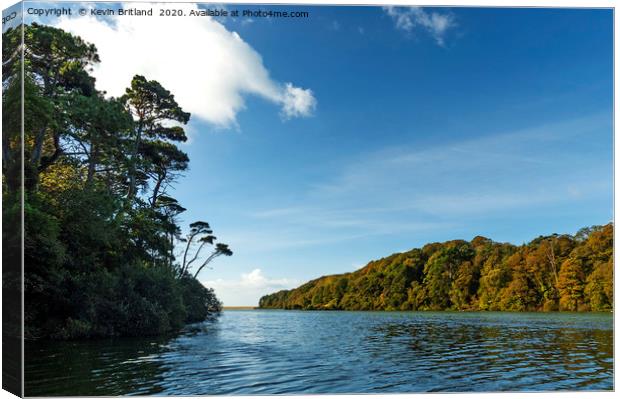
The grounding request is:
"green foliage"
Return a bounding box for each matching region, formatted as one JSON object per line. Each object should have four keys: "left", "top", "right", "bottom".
{"left": 3, "top": 24, "right": 227, "bottom": 339}
{"left": 423, "top": 242, "right": 474, "bottom": 310}
{"left": 259, "top": 224, "right": 613, "bottom": 312}
{"left": 22, "top": 184, "right": 224, "bottom": 340}
{"left": 180, "top": 277, "right": 223, "bottom": 323}
{"left": 585, "top": 259, "right": 613, "bottom": 311}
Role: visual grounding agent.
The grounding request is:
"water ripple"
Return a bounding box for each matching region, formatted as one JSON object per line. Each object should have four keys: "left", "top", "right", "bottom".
{"left": 25, "top": 311, "right": 613, "bottom": 395}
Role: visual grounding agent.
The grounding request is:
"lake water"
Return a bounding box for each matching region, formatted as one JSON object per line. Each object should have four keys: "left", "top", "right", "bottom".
{"left": 25, "top": 310, "right": 613, "bottom": 395}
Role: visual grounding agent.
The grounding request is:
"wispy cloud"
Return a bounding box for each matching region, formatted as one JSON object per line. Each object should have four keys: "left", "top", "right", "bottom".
{"left": 383, "top": 6, "right": 455, "bottom": 45}
{"left": 211, "top": 203, "right": 456, "bottom": 254}
{"left": 252, "top": 112, "right": 611, "bottom": 232}
{"left": 54, "top": 3, "right": 316, "bottom": 128}
{"left": 314, "top": 113, "right": 609, "bottom": 194}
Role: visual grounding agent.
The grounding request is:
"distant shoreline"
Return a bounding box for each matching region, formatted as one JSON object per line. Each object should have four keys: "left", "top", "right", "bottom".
{"left": 258, "top": 224, "right": 614, "bottom": 313}
{"left": 223, "top": 306, "right": 257, "bottom": 310}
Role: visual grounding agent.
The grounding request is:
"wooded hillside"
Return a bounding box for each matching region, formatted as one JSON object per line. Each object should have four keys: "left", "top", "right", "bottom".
{"left": 259, "top": 224, "right": 613, "bottom": 312}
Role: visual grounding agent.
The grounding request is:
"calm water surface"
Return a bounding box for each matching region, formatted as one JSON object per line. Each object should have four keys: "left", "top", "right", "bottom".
{"left": 25, "top": 310, "right": 613, "bottom": 395}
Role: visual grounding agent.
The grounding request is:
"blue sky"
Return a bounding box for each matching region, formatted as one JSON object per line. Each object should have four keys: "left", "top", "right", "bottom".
{"left": 18, "top": 3, "right": 613, "bottom": 305}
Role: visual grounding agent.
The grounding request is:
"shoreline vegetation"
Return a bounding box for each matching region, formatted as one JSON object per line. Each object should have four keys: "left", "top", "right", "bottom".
{"left": 259, "top": 224, "right": 613, "bottom": 313}
{"left": 3, "top": 23, "right": 231, "bottom": 340}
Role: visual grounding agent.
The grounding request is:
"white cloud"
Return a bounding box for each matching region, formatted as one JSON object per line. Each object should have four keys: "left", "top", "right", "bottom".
{"left": 281, "top": 83, "right": 317, "bottom": 119}
{"left": 202, "top": 268, "right": 299, "bottom": 306}
{"left": 383, "top": 6, "right": 455, "bottom": 45}
{"left": 55, "top": 3, "right": 316, "bottom": 127}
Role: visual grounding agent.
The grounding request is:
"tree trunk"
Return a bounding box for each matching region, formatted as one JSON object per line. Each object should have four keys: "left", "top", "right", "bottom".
{"left": 126, "top": 120, "right": 144, "bottom": 203}
{"left": 150, "top": 170, "right": 166, "bottom": 208}
{"left": 193, "top": 252, "right": 219, "bottom": 278}
{"left": 86, "top": 141, "right": 99, "bottom": 186}
{"left": 28, "top": 125, "right": 48, "bottom": 179}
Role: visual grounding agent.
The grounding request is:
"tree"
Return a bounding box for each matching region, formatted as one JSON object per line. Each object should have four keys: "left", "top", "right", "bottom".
{"left": 179, "top": 221, "right": 233, "bottom": 278}
{"left": 477, "top": 245, "right": 514, "bottom": 310}
{"left": 142, "top": 141, "right": 189, "bottom": 208}
{"left": 193, "top": 244, "right": 233, "bottom": 278}
{"left": 180, "top": 221, "right": 213, "bottom": 275}
{"left": 121, "top": 75, "right": 190, "bottom": 205}
{"left": 154, "top": 196, "right": 187, "bottom": 269}
{"left": 584, "top": 259, "right": 613, "bottom": 311}
{"left": 558, "top": 259, "right": 585, "bottom": 311}
{"left": 62, "top": 94, "right": 132, "bottom": 187}
{"left": 450, "top": 261, "right": 479, "bottom": 310}
{"left": 557, "top": 258, "right": 586, "bottom": 311}
{"left": 6, "top": 23, "right": 101, "bottom": 189}
{"left": 422, "top": 242, "right": 474, "bottom": 309}
{"left": 498, "top": 271, "right": 537, "bottom": 311}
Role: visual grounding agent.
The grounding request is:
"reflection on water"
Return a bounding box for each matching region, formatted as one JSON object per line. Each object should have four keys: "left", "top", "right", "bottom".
{"left": 25, "top": 311, "right": 613, "bottom": 395}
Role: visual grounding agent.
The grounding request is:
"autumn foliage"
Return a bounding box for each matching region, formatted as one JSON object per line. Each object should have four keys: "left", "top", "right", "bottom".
{"left": 259, "top": 224, "right": 613, "bottom": 312}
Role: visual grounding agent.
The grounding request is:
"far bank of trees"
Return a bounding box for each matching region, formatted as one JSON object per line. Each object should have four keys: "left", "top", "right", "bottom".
{"left": 260, "top": 224, "right": 613, "bottom": 312}
{"left": 2, "top": 23, "right": 231, "bottom": 339}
